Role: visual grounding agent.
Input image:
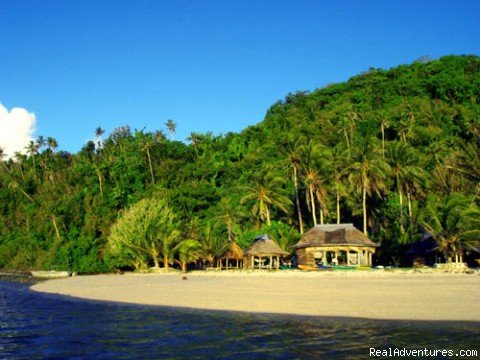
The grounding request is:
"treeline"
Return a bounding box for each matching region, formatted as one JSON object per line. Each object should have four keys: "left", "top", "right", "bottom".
{"left": 0, "top": 54, "right": 479, "bottom": 272}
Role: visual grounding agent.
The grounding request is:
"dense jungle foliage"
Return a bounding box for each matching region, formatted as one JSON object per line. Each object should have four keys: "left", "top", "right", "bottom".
{"left": 1, "top": 55, "right": 479, "bottom": 272}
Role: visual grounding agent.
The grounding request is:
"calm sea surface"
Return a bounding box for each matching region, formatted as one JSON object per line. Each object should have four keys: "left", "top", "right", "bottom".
{"left": 0, "top": 276, "right": 478, "bottom": 360}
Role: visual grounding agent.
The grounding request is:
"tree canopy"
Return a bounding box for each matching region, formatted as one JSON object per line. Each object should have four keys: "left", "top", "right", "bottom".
{"left": 1, "top": 54, "right": 479, "bottom": 271}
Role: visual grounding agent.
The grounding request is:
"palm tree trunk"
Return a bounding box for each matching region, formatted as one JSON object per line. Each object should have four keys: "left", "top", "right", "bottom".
{"left": 293, "top": 165, "right": 304, "bottom": 234}
{"left": 309, "top": 186, "right": 317, "bottom": 225}
{"left": 399, "top": 188, "right": 404, "bottom": 233}
{"left": 146, "top": 148, "right": 155, "bottom": 185}
{"left": 381, "top": 122, "right": 385, "bottom": 158}
{"left": 344, "top": 129, "right": 350, "bottom": 149}
{"left": 407, "top": 192, "right": 413, "bottom": 223}
{"left": 336, "top": 189, "right": 341, "bottom": 224}
{"left": 51, "top": 215, "right": 61, "bottom": 241}
{"left": 163, "top": 256, "right": 170, "bottom": 269}
{"left": 362, "top": 183, "right": 367, "bottom": 236}
{"left": 96, "top": 168, "right": 104, "bottom": 198}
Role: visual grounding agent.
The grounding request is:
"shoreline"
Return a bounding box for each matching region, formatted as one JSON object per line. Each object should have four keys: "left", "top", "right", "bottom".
{"left": 31, "top": 270, "right": 480, "bottom": 321}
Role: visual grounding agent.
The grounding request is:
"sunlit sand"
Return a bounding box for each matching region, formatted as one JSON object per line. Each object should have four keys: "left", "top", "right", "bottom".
{"left": 31, "top": 270, "right": 480, "bottom": 321}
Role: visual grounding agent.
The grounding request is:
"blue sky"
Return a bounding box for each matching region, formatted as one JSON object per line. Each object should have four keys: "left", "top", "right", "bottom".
{"left": 1, "top": 0, "right": 479, "bottom": 155}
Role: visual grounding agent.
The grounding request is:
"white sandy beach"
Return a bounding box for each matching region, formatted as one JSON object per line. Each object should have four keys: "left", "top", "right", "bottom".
{"left": 31, "top": 270, "right": 480, "bottom": 321}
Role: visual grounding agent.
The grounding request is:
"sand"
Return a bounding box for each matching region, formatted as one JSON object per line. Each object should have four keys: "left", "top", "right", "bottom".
{"left": 31, "top": 270, "right": 480, "bottom": 321}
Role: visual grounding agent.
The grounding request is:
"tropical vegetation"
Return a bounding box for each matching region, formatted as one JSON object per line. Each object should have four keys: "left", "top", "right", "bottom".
{"left": 0, "top": 55, "right": 479, "bottom": 272}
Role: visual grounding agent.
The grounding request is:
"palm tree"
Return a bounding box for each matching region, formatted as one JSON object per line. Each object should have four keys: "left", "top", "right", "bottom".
{"left": 25, "top": 140, "right": 38, "bottom": 174}
{"left": 420, "top": 194, "right": 480, "bottom": 263}
{"left": 299, "top": 142, "right": 328, "bottom": 226}
{"left": 214, "top": 197, "right": 246, "bottom": 242}
{"left": 377, "top": 111, "right": 389, "bottom": 158}
{"left": 165, "top": 119, "right": 176, "bottom": 140}
{"left": 387, "top": 141, "right": 427, "bottom": 229}
{"left": 195, "top": 220, "right": 227, "bottom": 265}
{"left": 174, "top": 239, "right": 201, "bottom": 272}
{"left": 95, "top": 127, "right": 105, "bottom": 150}
{"left": 346, "top": 137, "right": 390, "bottom": 235}
{"left": 323, "top": 145, "right": 348, "bottom": 224}
{"left": 36, "top": 136, "right": 46, "bottom": 152}
{"left": 142, "top": 134, "right": 155, "bottom": 185}
{"left": 46, "top": 137, "right": 58, "bottom": 153}
{"left": 241, "top": 174, "right": 291, "bottom": 226}
{"left": 448, "top": 141, "right": 480, "bottom": 198}
{"left": 281, "top": 137, "right": 305, "bottom": 233}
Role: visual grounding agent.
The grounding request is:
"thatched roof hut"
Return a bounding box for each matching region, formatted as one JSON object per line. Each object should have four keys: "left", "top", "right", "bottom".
{"left": 245, "top": 234, "right": 288, "bottom": 270}
{"left": 406, "top": 232, "right": 445, "bottom": 266}
{"left": 216, "top": 241, "right": 244, "bottom": 269}
{"left": 293, "top": 224, "right": 378, "bottom": 266}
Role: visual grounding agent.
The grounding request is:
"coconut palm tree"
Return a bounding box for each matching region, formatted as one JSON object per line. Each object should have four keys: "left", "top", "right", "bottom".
{"left": 323, "top": 145, "right": 348, "bottom": 224}
{"left": 165, "top": 119, "right": 176, "bottom": 140}
{"left": 281, "top": 137, "right": 305, "bottom": 233}
{"left": 25, "top": 140, "right": 38, "bottom": 172}
{"left": 346, "top": 137, "right": 390, "bottom": 235}
{"left": 142, "top": 134, "right": 155, "bottom": 185}
{"left": 95, "top": 127, "right": 105, "bottom": 150}
{"left": 214, "top": 197, "right": 246, "bottom": 242}
{"left": 174, "top": 239, "right": 201, "bottom": 272}
{"left": 46, "top": 137, "right": 58, "bottom": 153}
{"left": 299, "top": 142, "right": 328, "bottom": 226}
{"left": 241, "top": 174, "right": 291, "bottom": 227}
{"left": 387, "top": 141, "right": 427, "bottom": 229}
{"left": 420, "top": 193, "right": 480, "bottom": 263}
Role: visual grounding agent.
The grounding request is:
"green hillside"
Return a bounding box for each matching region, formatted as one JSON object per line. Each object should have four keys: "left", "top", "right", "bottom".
{"left": 1, "top": 54, "right": 479, "bottom": 272}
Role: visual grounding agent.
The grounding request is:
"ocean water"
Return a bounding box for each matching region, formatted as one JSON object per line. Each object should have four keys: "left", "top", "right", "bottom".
{"left": 0, "top": 277, "right": 478, "bottom": 360}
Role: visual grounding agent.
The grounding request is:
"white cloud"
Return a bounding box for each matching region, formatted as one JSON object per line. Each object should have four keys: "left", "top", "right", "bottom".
{"left": 0, "top": 103, "right": 36, "bottom": 159}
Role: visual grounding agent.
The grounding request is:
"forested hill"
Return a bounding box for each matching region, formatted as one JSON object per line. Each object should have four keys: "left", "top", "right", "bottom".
{"left": 1, "top": 54, "right": 479, "bottom": 272}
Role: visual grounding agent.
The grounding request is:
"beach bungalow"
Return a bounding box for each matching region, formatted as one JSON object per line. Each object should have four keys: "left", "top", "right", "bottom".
{"left": 245, "top": 234, "right": 288, "bottom": 270}
{"left": 406, "top": 232, "right": 444, "bottom": 267}
{"left": 293, "top": 224, "right": 378, "bottom": 267}
{"left": 406, "top": 232, "right": 479, "bottom": 267}
{"left": 215, "top": 241, "right": 244, "bottom": 270}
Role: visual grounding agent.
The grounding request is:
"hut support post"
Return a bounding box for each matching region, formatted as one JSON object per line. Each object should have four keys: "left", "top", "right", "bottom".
{"left": 269, "top": 255, "right": 272, "bottom": 270}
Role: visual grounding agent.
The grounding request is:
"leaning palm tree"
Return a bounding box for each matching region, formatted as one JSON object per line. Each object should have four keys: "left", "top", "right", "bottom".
{"left": 241, "top": 174, "right": 292, "bottom": 227}
{"left": 345, "top": 137, "right": 390, "bottom": 235}
{"left": 420, "top": 193, "right": 480, "bottom": 263}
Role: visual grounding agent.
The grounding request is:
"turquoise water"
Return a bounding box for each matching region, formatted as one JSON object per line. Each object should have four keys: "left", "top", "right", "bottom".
{"left": 0, "top": 277, "right": 478, "bottom": 359}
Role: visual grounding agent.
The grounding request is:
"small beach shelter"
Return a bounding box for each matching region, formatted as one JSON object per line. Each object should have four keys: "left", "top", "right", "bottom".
{"left": 216, "top": 241, "right": 244, "bottom": 270}
{"left": 293, "top": 224, "right": 378, "bottom": 266}
{"left": 244, "top": 234, "right": 288, "bottom": 270}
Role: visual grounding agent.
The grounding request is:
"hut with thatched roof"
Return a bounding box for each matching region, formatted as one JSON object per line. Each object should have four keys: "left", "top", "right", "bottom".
{"left": 244, "top": 234, "right": 288, "bottom": 270}
{"left": 293, "top": 224, "right": 378, "bottom": 267}
{"left": 216, "top": 241, "right": 244, "bottom": 270}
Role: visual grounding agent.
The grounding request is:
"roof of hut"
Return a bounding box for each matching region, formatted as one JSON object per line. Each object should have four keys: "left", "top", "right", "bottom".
{"left": 244, "top": 234, "right": 289, "bottom": 257}
{"left": 293, "top": 224, "right": 378, "bottom": 249}
{"left": 406, "top": 232, "right": 438, "bottom": 255}
{"left": 218, "top": 241, "right": 244, "bottom": 260}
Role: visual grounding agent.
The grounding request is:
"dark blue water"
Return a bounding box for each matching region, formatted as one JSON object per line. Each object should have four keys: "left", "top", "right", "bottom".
{"left": 1, "top": 277, "right": 479, "bottom": 360}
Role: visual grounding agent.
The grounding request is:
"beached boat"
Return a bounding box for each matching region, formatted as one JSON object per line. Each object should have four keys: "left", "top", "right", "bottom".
{"left": 331, "top": 265, "right": 357, "bottom": 271}
{"left": 30, "top": 270, "right": 71, "bottom": 279}
{"left": 297, "top": 264, "right": 332, "bottom": 271}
